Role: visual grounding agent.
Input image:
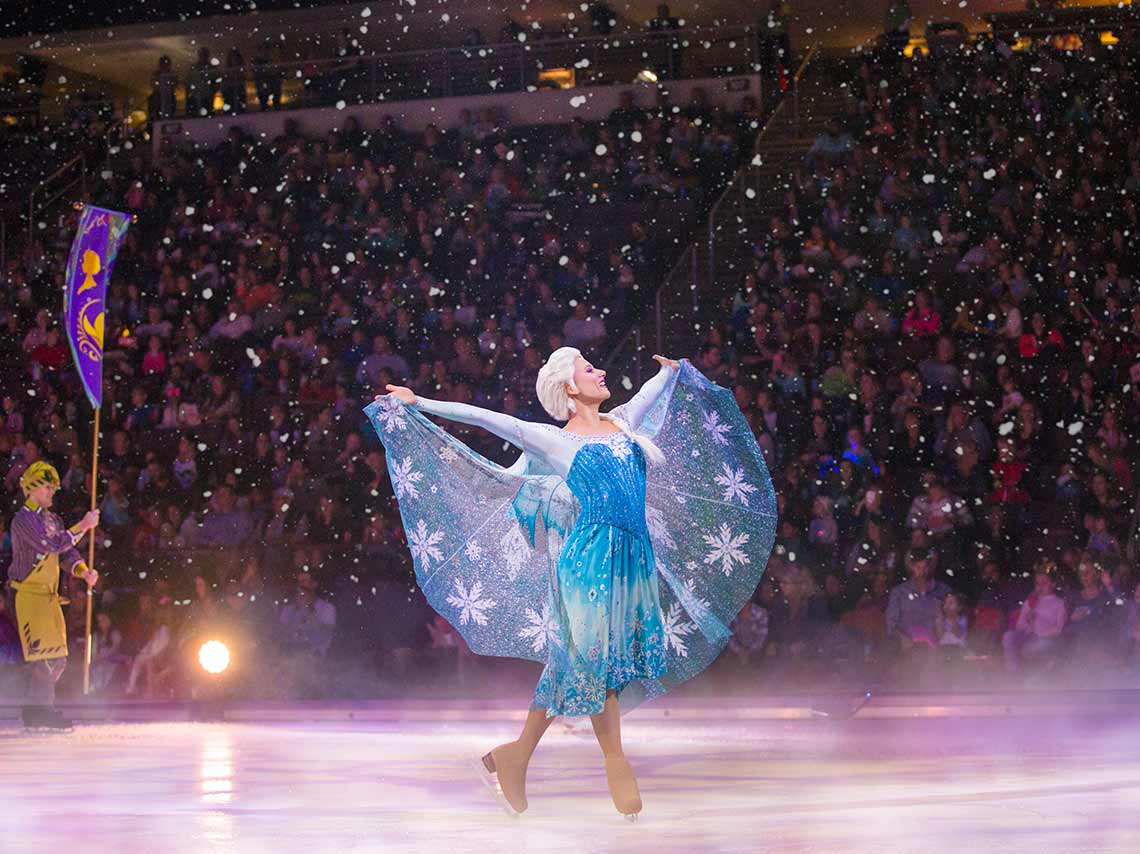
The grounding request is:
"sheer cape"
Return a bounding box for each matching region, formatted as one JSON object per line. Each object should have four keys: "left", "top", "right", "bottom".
{"left": 363, "top": 360, "right": 776, "bottom": 712}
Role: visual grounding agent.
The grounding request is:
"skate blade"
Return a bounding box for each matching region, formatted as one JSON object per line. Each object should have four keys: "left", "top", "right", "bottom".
{"left": 468, "top": 754, "right": 519, "bottom": 819}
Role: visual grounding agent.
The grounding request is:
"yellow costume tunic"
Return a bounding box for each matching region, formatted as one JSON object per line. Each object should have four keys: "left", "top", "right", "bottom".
{"left": 7, "top": 498, "right": 88, "bottom": 663}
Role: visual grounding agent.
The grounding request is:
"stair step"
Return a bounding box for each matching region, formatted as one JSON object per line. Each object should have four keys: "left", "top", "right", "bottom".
{"left": 611, "top": 55, "right": 854, "bottom": 359}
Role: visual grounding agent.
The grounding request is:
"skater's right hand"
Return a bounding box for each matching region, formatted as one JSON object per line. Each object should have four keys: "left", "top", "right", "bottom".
{"left": 381, "top": 384, "right": 416, "bottom": 405}
{"left": 79, "top": 510, "right": 101, "bottom": 532}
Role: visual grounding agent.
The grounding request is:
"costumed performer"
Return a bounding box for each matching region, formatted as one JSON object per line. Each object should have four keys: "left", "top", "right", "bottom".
{"left": 6, "top": 461, "right": 99, "bottom": 728}
{"left": 364, "top": 350, "right": 776, "bottom": 819}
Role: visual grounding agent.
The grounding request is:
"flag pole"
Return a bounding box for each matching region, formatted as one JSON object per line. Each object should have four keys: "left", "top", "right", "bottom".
{"left": 83, "top": 405, "right": 100, "bottom": 695}
{"left": 65, "top": 201, "right": 132, "bottom": 696}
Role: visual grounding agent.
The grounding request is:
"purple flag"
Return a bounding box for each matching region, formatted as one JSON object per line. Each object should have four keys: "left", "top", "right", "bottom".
{"left": 63, "top": 205, "right": 131, "bottom": 409}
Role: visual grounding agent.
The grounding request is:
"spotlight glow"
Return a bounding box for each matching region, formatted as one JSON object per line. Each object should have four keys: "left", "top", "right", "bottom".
{"left": 198, "top": 640, "right": 231, "bottom": 675}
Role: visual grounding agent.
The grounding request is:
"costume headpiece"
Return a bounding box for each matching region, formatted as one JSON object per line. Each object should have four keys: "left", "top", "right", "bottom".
{"left": 19, "top": 461, "right": 61, "bottom": 494}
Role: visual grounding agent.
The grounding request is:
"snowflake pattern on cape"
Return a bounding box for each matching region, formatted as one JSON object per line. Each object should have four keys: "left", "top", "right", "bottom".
{"left": 701, "top": 409, "right": 733, "bottom": 446}
{"left": 681, "top": 577, "right": 711, "bottom": 613}
{"left": 645, "top": 504, "right": 676, "bottom": 551}
{"left": 518, "top": 601, "right": 560, "bottom": 653}
{"left": 464, "top": 538, "right": 483, "bottom": 562}
{"left": 375, "top": 396, "right": 409, "bottom": 433}
{"left": 500, "top": 523, "right": 530, "bottom": 582}
{"left": 714, "top": 463, "right": 758, "bottom": 506}
{"left": 702, "top": 522, "right": 751, "bottom": 577}
{"left": 390, "top": 457, "right": 423, "bottom": 500}
{"left": 408, "top": 519, "right": 445, "bottom": 567}
{"left": 446, "top": 578, "right": 497, "bottom": 626}
{"left": 661, "top": 601, "right": 698, "bottom": 657}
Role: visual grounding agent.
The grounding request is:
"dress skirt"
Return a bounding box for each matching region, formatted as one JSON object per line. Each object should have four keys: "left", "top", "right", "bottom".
{"left": 531, "top": 521, "right": 667, "bottom": 717}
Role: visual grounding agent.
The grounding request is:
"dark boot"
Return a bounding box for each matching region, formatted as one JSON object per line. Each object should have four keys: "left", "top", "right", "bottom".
{"left": 21, "top": 705, "right": 71, "bottom": 729}
{"left": 43, "top": 707, "right": 73, "bottom": 729}
{"left": 21, "top": 705, "right": 52, "bottom": 728}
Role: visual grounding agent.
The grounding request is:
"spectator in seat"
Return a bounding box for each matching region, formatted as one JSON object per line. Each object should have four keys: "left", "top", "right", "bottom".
{"left": 188, "top": 484, "right": 254, "bottom": 548}
{"left": 279, "top": 569, "right": 337, "bottom": 658}
{"left": 1065, "top": 557, "right": 1116, "bottom": 662}
{"left": 1003, "top": 565, "right": 1066, "bottom": 673}
{"left": 886, "top": 548, "right": 951, "bottom": 650}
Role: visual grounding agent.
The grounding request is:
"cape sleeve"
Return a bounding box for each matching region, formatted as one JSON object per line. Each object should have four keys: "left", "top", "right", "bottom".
{"left": 363, "top": 395, "right": 577, "bottom": 664}
{"left": 615, "top": 359, "right": 778, "bottom": 713}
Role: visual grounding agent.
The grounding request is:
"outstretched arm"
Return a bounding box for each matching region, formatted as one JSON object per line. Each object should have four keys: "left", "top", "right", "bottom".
{"left": 412, "top": 396, "right": 568, "bottom": 473}
{"left": 616, "top": 357, "right": 679, "bottom": 430}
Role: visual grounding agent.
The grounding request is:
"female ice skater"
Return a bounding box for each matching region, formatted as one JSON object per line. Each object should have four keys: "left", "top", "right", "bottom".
{"left": 365, "top": 349, "right": 775, "bottom": 818}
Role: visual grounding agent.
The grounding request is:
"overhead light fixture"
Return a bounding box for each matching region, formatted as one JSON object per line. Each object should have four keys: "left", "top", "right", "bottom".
{"left": 537, "top": 68, "right": 575, "bottom": 88}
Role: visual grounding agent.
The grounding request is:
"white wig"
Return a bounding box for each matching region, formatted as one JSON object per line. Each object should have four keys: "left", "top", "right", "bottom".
{"left": 535, "top": 346, "right": 665, "bottom": 466}
{"left": 536, "top": 346, "right": 583, "bottom": 420}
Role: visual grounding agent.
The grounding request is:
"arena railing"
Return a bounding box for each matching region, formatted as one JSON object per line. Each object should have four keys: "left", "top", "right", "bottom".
{"left": 168, "top": 25, "right": 760, "bottom": 115}
{"left": 3, "top": 105, "right": 131, "bottom": 267}
{"left": 704, "top": 43, "right": 820, "bottom": 292}
{"left": 602, "top": 44, "right": 820, "bottom": 376}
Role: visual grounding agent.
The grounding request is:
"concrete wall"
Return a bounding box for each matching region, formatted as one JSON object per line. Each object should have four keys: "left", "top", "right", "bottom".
{"left": 152, "top": 75, "right": 762, "bottom": 154}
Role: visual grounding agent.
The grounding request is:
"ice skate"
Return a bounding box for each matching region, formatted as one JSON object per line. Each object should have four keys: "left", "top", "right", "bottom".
{"left": 21, "top": 706, "right": 73, "bottom": 732}
{"left": 475, "top": 741, "right": 530, "bottom": 816}
{"left": 604, "top": 754, "right": 642, "bottom": 819}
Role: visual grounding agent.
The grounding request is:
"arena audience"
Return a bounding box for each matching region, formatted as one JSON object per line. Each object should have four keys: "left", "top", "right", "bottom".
{"left": 3, "top": 31, "right": 1140, "bottom": 699}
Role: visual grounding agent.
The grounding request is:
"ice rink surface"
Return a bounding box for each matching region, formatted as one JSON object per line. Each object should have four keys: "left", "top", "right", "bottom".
{"left": 3, "top": 700, "right": 1139, "bottom": 853}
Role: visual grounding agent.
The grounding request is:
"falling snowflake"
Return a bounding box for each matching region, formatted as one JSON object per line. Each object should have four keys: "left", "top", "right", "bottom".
{"left": 714, "top": 463, "right": 758, "bottom": 506}
{"left": 518, "top": 600, "right": 560, "bottom": 652}
{"left": 408, "top": 519, "right": 444, "bottom": 567}
{"left": 703, "top": 523, "right": 751, "bottom": 577}
{"left": 446, "top": 578, "right": 496, "bottom": 626}
{"left": 375, "top": 396, "right": 408, "bottom": 433}
{"left": 390, "top": 457, "right": 423, "bottom": 500}
{"left": 646, "top": 505, "right": 676, "bottom": 550}
{"left": 662, "top": 601, "right": 697, "bottom": 657}
{"left": 439, "top": 444, "right": 459, "bottom": 464}
{"left": 701, "top": 409, "right": 732, "bottom": 445}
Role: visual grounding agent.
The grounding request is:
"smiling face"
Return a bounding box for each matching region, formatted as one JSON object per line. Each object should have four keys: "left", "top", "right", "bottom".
{"left": 28, "top": 482, "right": 57, "bottom": 509}
{"left": 568, "top": 355, "right": 610, "bottom": 407}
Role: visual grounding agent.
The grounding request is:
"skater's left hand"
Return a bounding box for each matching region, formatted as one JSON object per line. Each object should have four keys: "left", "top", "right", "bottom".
{"left": 81, "top": 567, "right": 99, "bottom": 587}
{"left": 653, "top": 354, "right": 680, "bottom": 370}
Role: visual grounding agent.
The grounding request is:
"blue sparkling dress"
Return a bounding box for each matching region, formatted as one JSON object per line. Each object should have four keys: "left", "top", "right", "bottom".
{"left": 364, "top": 361, "right": 776, "bottom": 717}
{"left": 530, "top": 429, "right": 667, "bottom": 715}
